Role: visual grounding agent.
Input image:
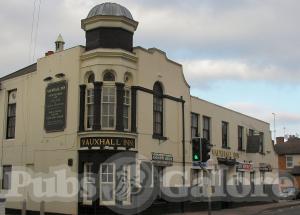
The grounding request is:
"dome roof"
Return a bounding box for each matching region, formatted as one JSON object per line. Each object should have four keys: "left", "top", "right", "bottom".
{"left": 87, "top": 2, "right": 133, "bottom": 20}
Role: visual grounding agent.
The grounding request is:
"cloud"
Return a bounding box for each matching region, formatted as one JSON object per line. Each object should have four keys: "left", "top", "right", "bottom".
{"left": 181, "top": 59, "right": 300, "bottom": 89}
{"left": 225, "top": 101, "right": 300, "bottom": 136}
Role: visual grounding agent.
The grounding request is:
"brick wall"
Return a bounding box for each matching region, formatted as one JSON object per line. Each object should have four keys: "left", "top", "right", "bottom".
{"left": 278, "top": 155, "right": 286, "bottom": 170}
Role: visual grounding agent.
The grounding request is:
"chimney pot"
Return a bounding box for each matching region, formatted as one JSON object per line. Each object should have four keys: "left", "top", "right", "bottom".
{"left": 45, "top": 51, "right": 54, "bottom": 56}
{"left": 276, "top": 137, "right": 284, "bottom": 144}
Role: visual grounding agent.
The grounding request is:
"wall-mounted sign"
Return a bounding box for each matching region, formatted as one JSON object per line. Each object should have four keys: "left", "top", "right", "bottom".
{"left": 246, "top": 135, "right": 261, "bottom": 153}
{"left": 212, "top": 148, "right": 239, "bottom": 159}
{"left": 152, "top": 153, "right": 173, "bottom": 166}
{"left": 44, "top": 80, "right": 68, "bottom": 132}
{"left": 236, "top": 162, "right": 253, "bottom": 172}
{"left": 80, "top": 137, "right": 135, "bottom": 149}
{"left": 259, "top": 163, "right": 272, "bottom": 172}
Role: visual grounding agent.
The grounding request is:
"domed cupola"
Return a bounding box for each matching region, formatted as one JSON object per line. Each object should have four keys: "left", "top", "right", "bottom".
{"left": 81, "top": 2, "right": 138, "bottom": 52}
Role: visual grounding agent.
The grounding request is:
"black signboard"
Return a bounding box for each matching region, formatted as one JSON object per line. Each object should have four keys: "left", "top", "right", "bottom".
{"left": 80, "top": 137, "right": 135, "bottom": 149}
{"left": 259, "top": 163, "right": 272, "bottom": 172}
{"left": 44, "top": 81, "right": 68, "bottom": 132}
{"left": 246, "top": 135, "right": 260, "bottom": 153}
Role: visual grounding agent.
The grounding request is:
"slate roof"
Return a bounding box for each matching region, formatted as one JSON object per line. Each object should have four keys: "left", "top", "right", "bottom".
{"left": 274, "top": 137, "right": 300, "bottom": 155}
{"left": 0, "top": 63, "right": 37, "bottom": 82}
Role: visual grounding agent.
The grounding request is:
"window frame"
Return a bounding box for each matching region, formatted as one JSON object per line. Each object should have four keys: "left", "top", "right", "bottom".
{"left": 286, "top": 156, "right": 294, "bottom": 169}
{"left": 191, "top": 113, "right": 199, "bottom": 138}
{"left": 203, "top": 116, "right": 211, "bottom": 142}
{"left": 83, "top": 162, "right": 94, "bottom": 205}
{"left": 6, "top": 90, "right": 17, "bottom": 139}
{"left": 238, "top": 126, "right": 244, "bottom": 151}
{"left": 259, "top": 132, "right": 264, "bottom": 153}
{"left": 222, "top": 121, "right": 229, "bottom": 148}
{"left": 153, "top": 82, "right": 164, "bottom": 137}
{"left": 101, "top": 85, "right": 116, "bottom": 130}
{"left": 99, "top": 163, "right": 115, "bottom": 205}
{"left": 86, "top": 87, "right": 94, "bottom": 130}
{"left": 2, "top": 165, "right": 12, "bottom": 190}
{"left": 123, "top": 88, "right": 131, "bottom": 131}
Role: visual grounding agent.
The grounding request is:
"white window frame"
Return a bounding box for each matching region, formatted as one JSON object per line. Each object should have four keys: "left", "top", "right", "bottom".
{"left": 101, "top": 86, "right": 116, "bottom": 130}
{"left": 83, "top": 163, "right": 94, "bottom": 205}
{"left": 123, "top": 88, "right": 131, "bottom": 131}
{"left": 99, "top": 163, "right": 115, "bottom": 205}
{"left": 86, "top": 87, "right": 94, "bottom": 130}
{"left": 286, "top": 156, "right": 294, "bottom": 169}
{"left": 122, "top": 165, "right": 131, "bottom": 205}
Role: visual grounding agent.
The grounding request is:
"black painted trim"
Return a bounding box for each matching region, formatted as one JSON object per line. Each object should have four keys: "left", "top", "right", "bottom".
{"left": 86, "top": 27, "right": 133, "bottom": 52}
{"left": 133, "top": 86, "right": 185, "bottom": 103}
{"left": 6, "top": 208, "right": 70, "bottom": 215}
{"left": 115, "top": 82, "right": 125, "bottom": 131}
{"left": 79, "top": 84, "right": 86, "bottom": 132}
{"left": 93, "top": 82, "right": 102, "bottom": 131}
{"left": 131, "top": 87, "right": 137, "bottom": 133}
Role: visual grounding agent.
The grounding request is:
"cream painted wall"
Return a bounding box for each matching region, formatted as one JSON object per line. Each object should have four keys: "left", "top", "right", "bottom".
{"left": 0, "top": 45, "right": 279, "bottom": 214}
{"left": 0, "top": 46, "right": 84, "bottom": 214}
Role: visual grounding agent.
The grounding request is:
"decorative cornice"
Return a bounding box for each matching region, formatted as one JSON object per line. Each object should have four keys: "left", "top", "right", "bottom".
{"left": 81, "top": 50, "right": 138, "bottom": 63}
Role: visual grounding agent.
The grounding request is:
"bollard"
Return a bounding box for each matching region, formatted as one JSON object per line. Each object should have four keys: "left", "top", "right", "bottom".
{"left": 40, "top": 201, "right": 45, "bottom": 215}
{"left": 21, "top": 200, "right": 26, "bottom": 215}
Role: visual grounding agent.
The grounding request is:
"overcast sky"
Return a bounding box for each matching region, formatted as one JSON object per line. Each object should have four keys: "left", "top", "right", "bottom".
{"left": 1, "top": 0, "right": 300, "bottom": 138}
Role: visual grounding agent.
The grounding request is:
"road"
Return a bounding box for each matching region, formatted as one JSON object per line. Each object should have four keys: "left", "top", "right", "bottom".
{"left": 259, "top": 205, "right": 300, "bottom": 215}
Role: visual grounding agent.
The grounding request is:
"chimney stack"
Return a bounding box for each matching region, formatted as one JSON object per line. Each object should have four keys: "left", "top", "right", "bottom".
{"left": 55, "top": 34, "right": 65, "bottom": 52}
{"left": 276, "top": 137, "right": 284, "bottom": 144}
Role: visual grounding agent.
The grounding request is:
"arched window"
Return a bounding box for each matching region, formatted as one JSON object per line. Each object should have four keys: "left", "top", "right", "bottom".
{"left": 103, "top": 71, "right": 115, "bottom": 82}
{"left": 87, "top": 73, "right": 95, "bottom": 83}
{"left": 101, "top": 70, "right": 116, "bottom": 129}
{"left": 153, "top": 82, "right": 163, "bottom": 136}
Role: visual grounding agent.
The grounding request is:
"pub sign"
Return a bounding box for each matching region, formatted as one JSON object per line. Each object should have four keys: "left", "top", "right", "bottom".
{"left": 44, "top": 80, "right": 68, "bottom": 132}
{"left": 80, "top": 137, "right": 135, "bottom": 149}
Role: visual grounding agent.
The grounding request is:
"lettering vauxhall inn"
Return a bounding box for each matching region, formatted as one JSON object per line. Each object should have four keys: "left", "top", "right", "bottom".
{"left": 0, "top": 3, "right": 279, "bottom": 215}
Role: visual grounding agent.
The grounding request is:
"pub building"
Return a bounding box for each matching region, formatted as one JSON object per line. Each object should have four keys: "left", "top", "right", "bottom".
{"left": 0, "top": 2, "right": 279, "bottom": 215}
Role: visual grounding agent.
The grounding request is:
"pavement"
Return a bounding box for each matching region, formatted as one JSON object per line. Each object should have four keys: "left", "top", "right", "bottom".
{"left": 175, "top": 200, "right": 300, "bottom": 215}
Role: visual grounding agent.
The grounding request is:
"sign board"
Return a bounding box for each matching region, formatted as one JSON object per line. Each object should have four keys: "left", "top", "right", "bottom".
{"left": 80, "top": 137, "right": 135, "bottom": 149}
{"left": 44, "top": 81, "right": 67, "bottom": 132}
{"left": 259, "top": 163, "right": 272, "bottom": 172}
{"left": 192, "top": 161, "right": 207, "bottom": 168}
{"left": 246, "top": 135, "right": 260, "bottom": 153}
{"left": 152, "top": 153, "right": 173, "bottom": 166}
{"left": 236, "top": 162, "right": 254, "bottom": 172}
{"left": 212, "top": 148, "right": 239, "bottom": 159}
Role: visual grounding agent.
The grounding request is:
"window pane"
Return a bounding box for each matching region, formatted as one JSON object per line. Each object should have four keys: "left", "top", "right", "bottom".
{"left": 101, "top": 184, "right": 113, "bottom": 201}
{"left": 102, "top": 165, "right": 107, "bottom": 173}
{"left": 102, "top": 174, "right": 107, "bottom": 182}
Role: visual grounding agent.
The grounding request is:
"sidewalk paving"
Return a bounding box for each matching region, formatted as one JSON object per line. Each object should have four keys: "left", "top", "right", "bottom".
{"left": 177, "top": 200, "right": 300, "bottom": 215}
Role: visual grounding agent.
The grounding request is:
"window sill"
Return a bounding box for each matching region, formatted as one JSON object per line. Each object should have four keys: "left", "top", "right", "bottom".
{"left": 222, "top": 146, "right": 231, "bottom": 150}
{"left": 152, "top": 134, "right": 168, "bottom": 141}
